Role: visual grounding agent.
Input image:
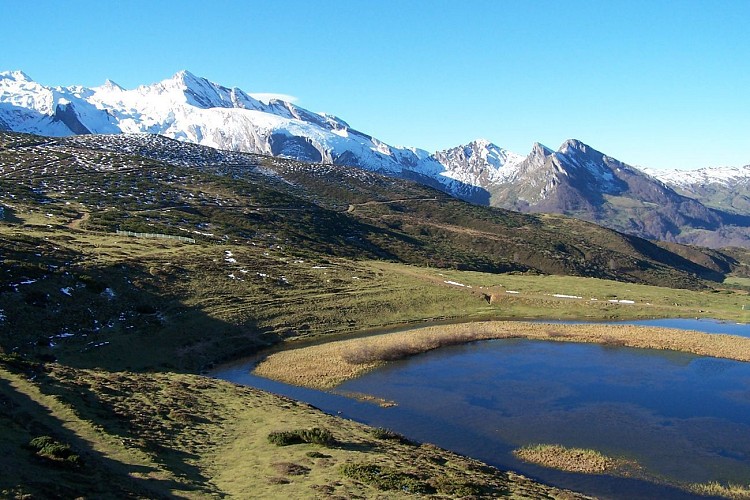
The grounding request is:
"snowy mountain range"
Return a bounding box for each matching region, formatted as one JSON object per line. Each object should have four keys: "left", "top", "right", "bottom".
{"left": 0, "top": 69, "right": 497, "bottom": 199}
{"left": 2, "top": 69, "right": 749, "bottom": 247}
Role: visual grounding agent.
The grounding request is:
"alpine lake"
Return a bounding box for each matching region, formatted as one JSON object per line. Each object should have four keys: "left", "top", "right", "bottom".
{"left": 213, "top": 319, "right": 750, "bottom": 499}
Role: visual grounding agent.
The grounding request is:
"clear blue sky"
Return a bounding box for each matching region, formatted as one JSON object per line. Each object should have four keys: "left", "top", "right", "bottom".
{"left": 5, "top": 0, "right": 749, "bottom": 169}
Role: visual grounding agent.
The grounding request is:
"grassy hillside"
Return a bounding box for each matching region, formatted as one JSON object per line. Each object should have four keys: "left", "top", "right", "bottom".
{"left": 1, "top": 131, "right": 749, "bottom": 497}
{"left": 2, "top": 131, "right": 744, "bottom": 290}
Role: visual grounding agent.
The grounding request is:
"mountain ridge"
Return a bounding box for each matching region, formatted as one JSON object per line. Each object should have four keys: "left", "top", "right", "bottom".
{"left": 2, "top": 69, "right": 749, "bottom": 247}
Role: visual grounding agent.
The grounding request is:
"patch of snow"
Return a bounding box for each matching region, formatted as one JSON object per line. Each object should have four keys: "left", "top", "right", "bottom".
{"left": 505, "top": 290, "right": 520, "bottom": 294}
{"left": 553, "top": 294, "right": 582, "bottom": 299}
{"left": 444, "top": 280, "right": 465, "bottom": 287}
{"left": 644, "top": 164, "right": 750, "bottom": 188}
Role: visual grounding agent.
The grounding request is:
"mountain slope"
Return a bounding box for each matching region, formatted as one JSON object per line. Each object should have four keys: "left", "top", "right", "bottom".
{"left": 1, "top": 130, "right": 741, "bottom": 289}
{"left": 645, "top": 164, "right": 750, "bottom": 216}
{"left": 482, "top": 140, "right": 750, "bottom": 248}
{"left": 0, "top": 69, "right": 488, "bottom": 198}
{"left": 2, "top": 70, "right": 749, "bottom": 248}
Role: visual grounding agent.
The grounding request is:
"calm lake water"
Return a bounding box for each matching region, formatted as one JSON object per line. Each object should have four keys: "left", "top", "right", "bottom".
{"left": 213, "top": 319, "right": 750, "bottom": 499}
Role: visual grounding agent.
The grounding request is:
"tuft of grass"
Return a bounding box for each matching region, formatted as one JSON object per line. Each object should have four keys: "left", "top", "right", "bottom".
{"left": 431, "top": 475, "right": 484, "bottom": 496}
{"left": 369, "top": 427, "right": 415, "bottom": 445}
{"left": 513, "top": 444, "right": 638, "bottom": 475}
{"left": 689, "top": 481, "right": 750, "bottom": 499}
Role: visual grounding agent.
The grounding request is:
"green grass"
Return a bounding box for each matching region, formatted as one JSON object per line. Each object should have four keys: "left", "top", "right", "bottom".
{"left": 513, "top": 444, "right": 640, "bottom": 476}
{"left": 2, "top": 219, "right": 748, "bottom": 374}
{"left": 689, "top": 481, "right": 750, "bottom": 499}
{"left": 725, "top": 276, "right": 750, "bottom": 288}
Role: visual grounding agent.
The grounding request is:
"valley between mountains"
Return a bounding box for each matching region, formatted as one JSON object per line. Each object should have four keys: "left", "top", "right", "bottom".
{"left": 2, "top": 66, "right": 750, "bottom": 499}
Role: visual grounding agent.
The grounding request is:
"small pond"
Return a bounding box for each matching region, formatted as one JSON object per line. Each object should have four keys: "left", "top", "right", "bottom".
{"left": 213, "top": 319, "right": 750, "bottom": 499}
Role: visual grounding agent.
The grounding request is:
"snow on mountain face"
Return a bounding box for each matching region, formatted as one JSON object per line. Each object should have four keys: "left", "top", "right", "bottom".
{"left": 643, "top": 164, "right": 750, "bottom": 188}
{"left": 0, "top": 70, "right": 509, "bottom": 197}
{"left": 433, "top": 139, "right": 526, "bottom": 185}
{"left": 3, "top": 69, "right": 747, "bottom": 216}
{"left": 553, "top": 139, "right": 628, "bottom": 195}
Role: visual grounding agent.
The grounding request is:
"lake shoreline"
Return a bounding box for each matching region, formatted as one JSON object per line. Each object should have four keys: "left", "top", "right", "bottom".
{"left": 253, "top": 320, "right": 750, "bottom": 390}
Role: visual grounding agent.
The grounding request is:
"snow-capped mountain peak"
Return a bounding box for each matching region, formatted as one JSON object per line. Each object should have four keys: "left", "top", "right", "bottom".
{"left": 98, "top": 79, "right": 125, "bottom": 92}
{"left": 644, "top": 164, "right": 750, "bottom": 188}
{"left": 3, "top": 69, "right": 749, "bottom": 248}
{"left": 0, "top": 70, "right": 33, "bottom": 82}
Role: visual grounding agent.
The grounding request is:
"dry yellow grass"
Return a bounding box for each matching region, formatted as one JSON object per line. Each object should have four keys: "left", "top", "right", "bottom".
{"left": 253, "top": 321, "right": 750, "bottom": 389}
{"left": 512, "top": 444, "right": 636, "bottom": 475}
{"left": 689, "top": 481, "right": 750, "bottom": 499}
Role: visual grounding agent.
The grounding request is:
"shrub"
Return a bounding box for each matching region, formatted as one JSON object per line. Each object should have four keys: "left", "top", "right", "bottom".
{"left": 298, "top": 427, "right": 335, "bottom": 446}
{"left": 369, "top": 427, "right": 414, "bottom": 445}
{"left": 267, "top": 427, "right": 335, "bottom": 447}
{"left": 432, "top": 475, "right": 483, "bottom": 496}
{"left": 267, "top": 431, "right": 304, "bottom": 446}
{"left": 28, "top": 436, "right": 81, "bottom": 467}
{"left": 340, "top": 463, "right": 434, "bottom": 494}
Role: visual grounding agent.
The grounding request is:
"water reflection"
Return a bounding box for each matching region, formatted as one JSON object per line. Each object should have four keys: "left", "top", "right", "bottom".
{"left": 213, "top": 323, "right": 750, "bottom": 499}
{"left": 335, "top": 340, "right": 750, "bottom": 497}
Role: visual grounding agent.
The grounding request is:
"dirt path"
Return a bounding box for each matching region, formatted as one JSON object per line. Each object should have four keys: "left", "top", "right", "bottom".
{"left": 67, "top": 211, "right": 90, "bottom": 229}
{"left": 347, "top": 197, "right": 438, "bottom": 213}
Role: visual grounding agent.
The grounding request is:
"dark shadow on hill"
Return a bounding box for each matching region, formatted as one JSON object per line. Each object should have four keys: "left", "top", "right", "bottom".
{"left": 623, "top": 233, "right": 728, "bottom": 283}
{"left": 0, "top": 370, "right": 205, "bottom": 498}
{"left": 0, "top": 205, "right": 23, "bottom": 224}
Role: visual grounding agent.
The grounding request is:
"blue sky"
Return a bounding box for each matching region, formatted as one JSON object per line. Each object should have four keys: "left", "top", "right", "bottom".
{"left": 5, "top": 0, "right": 749, "bottom": 169}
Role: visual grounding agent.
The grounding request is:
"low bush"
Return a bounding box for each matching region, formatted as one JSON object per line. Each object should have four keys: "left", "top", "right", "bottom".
{"left": 267, "top": 431, "right": 304, "bottom": 446}
{"left": 267, "top": 427, "right": 335, "bottom": 447}
{"left": 432, "top": 475, "right": 483, "bottom": 496}
{"left": 340, "top": 463, "right": 434, "bottom": 494}
{"left": 28, "top": 436, "right": 81, "bottom": 467}
{"left": 369, "top": 427, "right": 414, "bottom": 445}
